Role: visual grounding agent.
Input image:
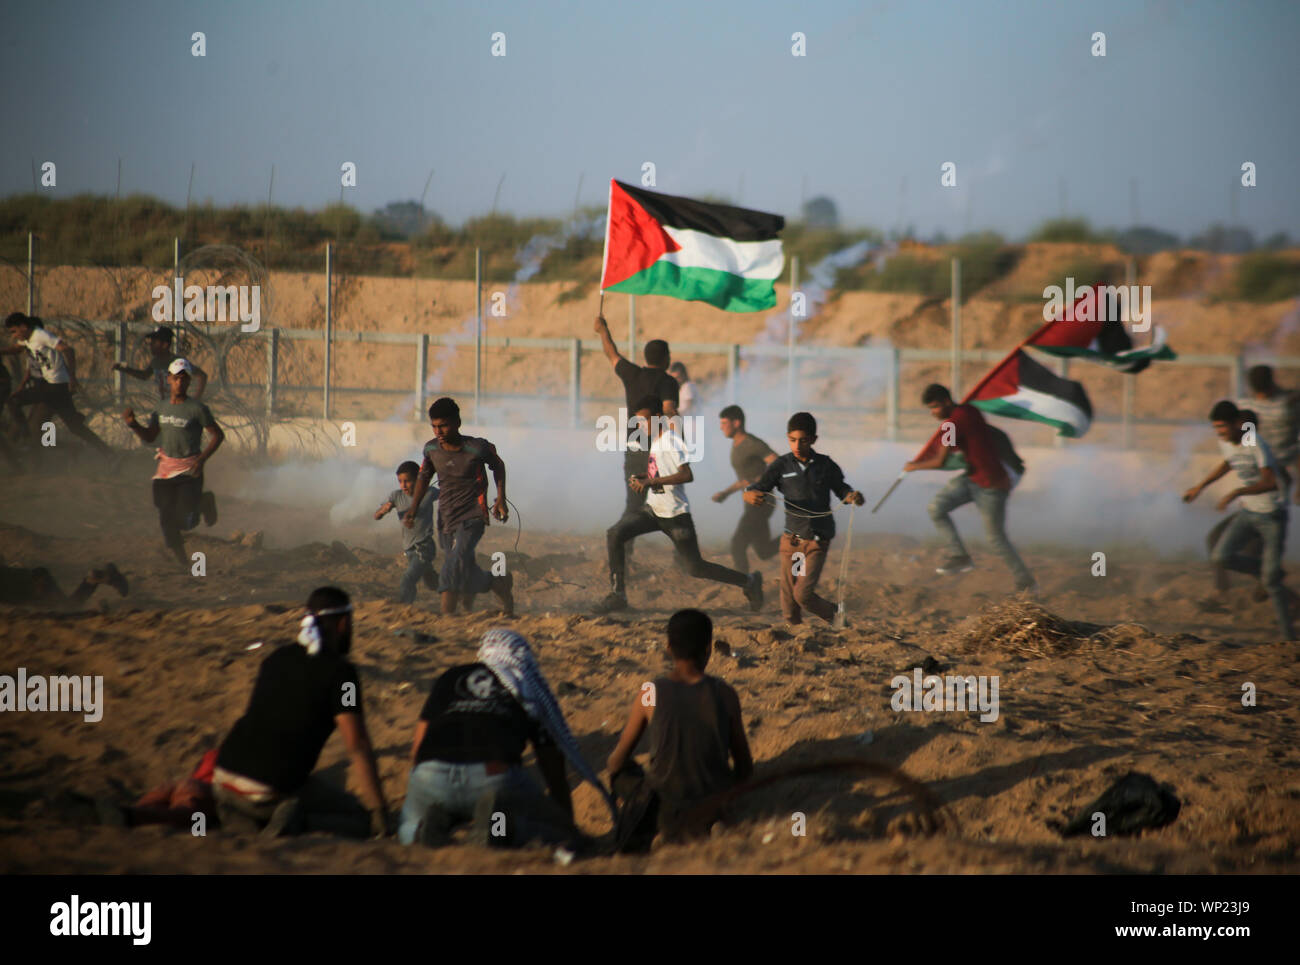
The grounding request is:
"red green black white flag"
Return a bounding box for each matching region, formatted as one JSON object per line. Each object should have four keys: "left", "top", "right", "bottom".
{"left": 600, "top": 179, "right": 785, "bottom": 312}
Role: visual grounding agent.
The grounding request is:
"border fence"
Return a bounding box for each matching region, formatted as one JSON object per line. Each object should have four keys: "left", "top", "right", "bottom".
{"left": 8, "top": 232, "right": 1300, "bottom": 449}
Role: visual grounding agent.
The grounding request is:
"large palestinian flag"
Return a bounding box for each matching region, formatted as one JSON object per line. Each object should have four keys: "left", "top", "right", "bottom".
{"left": 600, "top": 179, "right": 784, "bottom": 312}
{"left": 1031, "top": 283, "right": 1176, "bottom": 373}
{"left": 969, "top": 348, "right": 1093, "bottom": 437}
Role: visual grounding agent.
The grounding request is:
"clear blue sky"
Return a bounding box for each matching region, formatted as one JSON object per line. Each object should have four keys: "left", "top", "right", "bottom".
{"left": 3, "top": 0, "right": 1296, "bottom": 239}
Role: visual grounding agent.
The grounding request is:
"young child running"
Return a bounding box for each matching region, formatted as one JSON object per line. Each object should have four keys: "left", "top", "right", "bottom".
{"left": 374, "top": 460, "right": 439, "bottom": 604}
{"left": 713, "top": 405, "right": 780, "bottom": 572}
{"left": 403, "top": 397, "right": 514, "bottom": 617}
{"left": 607, "top": 608, "right": 754, "bottom": 849}
{"left": 744, "top": 411, "right": 864, "bottom": 626}
{"left": 122, "top": 359, "right": 223, "bottom": 566}
{"left": 594, "top": 395, "right": 764, "bottom": 615}
{"left": 1184, "top": 400, "right": 1294, "bottom": 640}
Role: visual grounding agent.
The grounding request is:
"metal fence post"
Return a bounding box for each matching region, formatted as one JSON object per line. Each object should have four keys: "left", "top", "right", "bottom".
{"left": 415, "top": 333, "right": 428, "bottom": 420}
{"left": 887, "top": 348, "right": 900, "bottom": 441}
{"left": 951, "top": 257, "right": 962, "bottom": 396}
{"left": 266, "top": 327, "right": 279, "bottom": 418}
{"left": 475, "top": 247, "right": 483, "bottom": 420}
{"left": 324, "top": 243, "right": 333, "bottom": 420}
{"left": 26, "top": 232, "right": 35, "bottom": 315}
{"left": 569, "top": 336, "right": 582, "bottom": 429}
{"left": 114, "top": 322, "right": 127, "bottom": 403}
{"left": 627, "top": 294, "right": 636, "bottom": 360}
{"left": 727, "top": 343, "right": 740, "bottom": 402}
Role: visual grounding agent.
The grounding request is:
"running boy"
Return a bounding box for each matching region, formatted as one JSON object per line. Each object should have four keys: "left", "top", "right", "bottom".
{"left": 1239, "top": 365, "right": 1300, "bottom": 503}
{"left": 607, "top": 608, "right": 754, "bottom": 848}
{"left": 744, "top": 412, "right": 864, "bottom": 625}
{"left": 594, "top": 395, "right": 764, "bottom": 615}
{"left": 1184, "top": 400, "right": 1294, "bottom": 640}
{"left": 712, "top": 405, "right": 780, "bottom": 572}
{"left": 113, "top": 327, "right": 209, "bottom": 399}
{"left": 123, "top": 359, "right": 223, "bottom": 566}
{"left": 374, "top": 460, "right": 439, "bottom": 604}
{"left": 904, "top": 383, "right": 1035, "bottom": 593}
{"left": 2, "top": 313, "right": 112, "bottom": 455}
{"left": 403, "top": 397, "right": 514, "bottom": 617}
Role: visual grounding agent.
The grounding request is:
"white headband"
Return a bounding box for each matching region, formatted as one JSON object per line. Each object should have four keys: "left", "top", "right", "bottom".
{"left": 297, "top": 604, "right": 354, "bottom": 655}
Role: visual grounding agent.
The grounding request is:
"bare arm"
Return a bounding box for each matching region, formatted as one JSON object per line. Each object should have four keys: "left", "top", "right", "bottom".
{"left": 196, "top": 421, "right": 224, "bottom": 470}
{"left": 905, "top": 444, "right": 956, "bottom": 473}
{"left": 122, "top": 408, "right": 160, "bottom": 444}
{"left": 489, "top": 452, "right": 508, "bottom": 522}
{"left": 112, "top": 363, "right": 151, "bottom": 380}
{"left": 1183, "top": 461, "right": 1231, "bottom": 502}
{"left": 723, "top": 686, "right": 754, "bottom": 783}
{"left": 593, "top": 315, "right": 624, "bottom": 367}
{"left": 606, "top": 695, "right": 650, "bottom": 774}
{"left": 408, "top": 719, "right": 428, "bottom": 767}
{"left": 336, "top": 712, "right": 391, "bottom": 835}
{"left": 374, "top": 499, "right": 396, "bottom": 520}
{"left": 403, "top": 473, "right": 434, "bottom": 528}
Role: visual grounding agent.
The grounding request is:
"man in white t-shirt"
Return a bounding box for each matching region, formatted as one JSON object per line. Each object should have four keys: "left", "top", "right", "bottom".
{"left": 1, "top": 313, "right": 112, "bottom": 454}
{"left": 1184, "top": 399, "right": 1293, "bottom": 640}
{"left": 594, "top": 394, "right": 763, "bottom": 615}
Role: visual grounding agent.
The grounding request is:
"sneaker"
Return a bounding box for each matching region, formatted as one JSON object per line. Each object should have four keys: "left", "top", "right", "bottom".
{"left": 744, "top": 571, "right": 764, "bottom": 613}
{"left": 592, "top": 591, "right": 629, "bottom": 615}
{"left": 936, "top": 555, "right": 975, "bottom": 575}
{"left": 104, "top": 563, "right": 129, "bottom": 597}
{"left": 200, "top": 491, "right": 219, "bottom": 527}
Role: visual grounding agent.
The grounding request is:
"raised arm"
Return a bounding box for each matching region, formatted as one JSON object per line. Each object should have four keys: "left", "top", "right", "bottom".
{"left": 593, "top": 315, "right": 624, "bottom": 367}
{"left": 122, "top": 408, "right": 160, "bottom": 444}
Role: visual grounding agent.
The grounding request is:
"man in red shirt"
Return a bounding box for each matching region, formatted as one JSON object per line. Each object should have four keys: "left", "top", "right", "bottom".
{"left": 903, "top": 383, "right": 1035, "bottom": 592}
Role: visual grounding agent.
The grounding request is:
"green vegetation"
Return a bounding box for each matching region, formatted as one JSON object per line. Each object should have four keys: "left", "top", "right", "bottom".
{"left": 1233, "top": 253, "right": 1300, "bottom": 302}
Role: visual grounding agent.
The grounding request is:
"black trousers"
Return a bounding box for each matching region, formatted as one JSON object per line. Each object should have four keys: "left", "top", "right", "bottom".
{"left": 623, "top": 449, "right": 649, "bottom": 516}
{"left": 730, "top": 500, "right": 780, "bottom": 572}
{"left": 606, "top": 508, "right": 749, "bottom": 595}
{"left": 8, "top": 381, "right": 111, "bottom": 453}
{"left": 153, "top": 474, "right": 203, "bottom": 554}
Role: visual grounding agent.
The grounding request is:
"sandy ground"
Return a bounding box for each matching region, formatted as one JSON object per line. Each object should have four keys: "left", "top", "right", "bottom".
{"left": 1, "top": 453, "right": 1297, "bottom": 875}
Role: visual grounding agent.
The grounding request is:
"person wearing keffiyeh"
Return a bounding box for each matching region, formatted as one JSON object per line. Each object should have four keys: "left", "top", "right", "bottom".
{"left": 399, "top": 628, "right": 615, "bottom": 849}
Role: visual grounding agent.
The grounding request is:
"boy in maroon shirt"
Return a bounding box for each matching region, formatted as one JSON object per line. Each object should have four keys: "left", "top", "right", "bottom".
{"left": 904, "top": 383, "right": 1035, "bottom": 592}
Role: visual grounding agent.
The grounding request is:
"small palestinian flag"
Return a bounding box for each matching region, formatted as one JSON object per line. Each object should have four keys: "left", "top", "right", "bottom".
{"left": 1033, "top": 283, "right": 1176, "bottom": 374}
{"left": 970, "top": 348, "right": 1093, "bottom": 437}
{"left": 600, "top": 179, "right": 784, "bottom": 312}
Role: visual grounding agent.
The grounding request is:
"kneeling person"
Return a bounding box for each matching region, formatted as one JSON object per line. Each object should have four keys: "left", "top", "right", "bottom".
{"left": 607, "top": 608, "right": 754, "bottom": 848}
{"left": 399, "top": 629, "right": 615, "bottom": 849}
{"left": 213, "top": 587, "right": 391, "bottom": 837}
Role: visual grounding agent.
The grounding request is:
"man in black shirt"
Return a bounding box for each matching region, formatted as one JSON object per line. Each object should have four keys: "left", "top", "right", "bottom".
{"left": 593, "top": 314, "right": 680, "bottom": 521}
{"left": 213, "top": 587, "right": 390, "bottom": 837}
{"left": 745, "top": 412, "right": 863, "bottom": 625}
{"left": 399, "top": 629, "right": 612, "bottom": 850}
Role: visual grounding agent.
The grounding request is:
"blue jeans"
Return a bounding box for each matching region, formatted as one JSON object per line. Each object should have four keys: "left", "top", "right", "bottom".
{"left": 928, "top": 475, "right": 1033, "bottom": 587}
{"left": 438, "top": 519, "right": 494, "bottom": 594}
{"left": 399, "top": 538, "right": 437, "bottom": 603}
{"left": 398, "top": 761, "right": 531, "bottom": 844}
{"left": 1212, "top": 508, "right": 1293, "bottom": 639}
